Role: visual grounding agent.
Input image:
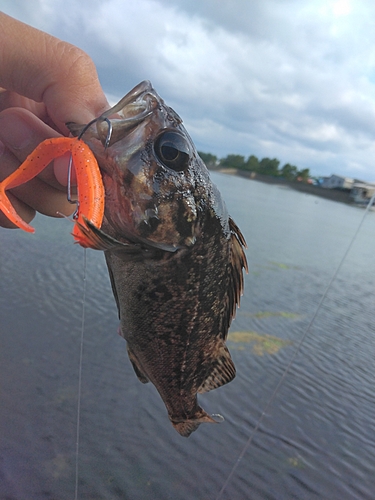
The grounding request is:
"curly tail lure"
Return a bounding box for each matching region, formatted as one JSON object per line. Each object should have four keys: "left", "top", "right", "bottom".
{"left": 0, "top": 136, "right": 105, "bottom": 248}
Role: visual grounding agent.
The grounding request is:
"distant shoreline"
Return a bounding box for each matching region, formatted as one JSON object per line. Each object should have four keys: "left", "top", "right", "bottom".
{"left": 210, "top": 167, "right": 353, "bottom": 205}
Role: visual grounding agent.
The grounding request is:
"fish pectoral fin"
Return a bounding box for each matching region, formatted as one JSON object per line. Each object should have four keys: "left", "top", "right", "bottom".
{"left": 127, "top": 345, "right": 149, "bottom": 384}
{"left": 198, "top": 343, "right": 236, "bottom": 394}
{"left": 79, "top": 217, "right": 181, "bottom": 255}
{"left": 75, "top": 217, "right": 141, "bottom": 252}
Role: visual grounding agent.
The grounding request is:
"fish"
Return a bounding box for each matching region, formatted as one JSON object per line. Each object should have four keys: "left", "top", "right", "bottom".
{"left": 0, "top": 80, "right": 248, "bottom": 437}
{"left": 66, "top": 80, "right": 248, "bottom": 436}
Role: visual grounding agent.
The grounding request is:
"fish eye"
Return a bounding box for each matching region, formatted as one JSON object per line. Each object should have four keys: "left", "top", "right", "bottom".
{"left": 154, "top": 131, "right": 190, "bottom": 172}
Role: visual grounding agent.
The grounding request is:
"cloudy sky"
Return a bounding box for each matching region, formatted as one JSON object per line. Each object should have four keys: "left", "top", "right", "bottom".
{"left": 2, "top": 0, "right": 375, "bottom": 180}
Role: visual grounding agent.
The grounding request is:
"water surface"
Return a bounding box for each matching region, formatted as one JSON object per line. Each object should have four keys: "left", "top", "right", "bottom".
{"left": 1, "top": 173, "right": 374, "bottom": 499}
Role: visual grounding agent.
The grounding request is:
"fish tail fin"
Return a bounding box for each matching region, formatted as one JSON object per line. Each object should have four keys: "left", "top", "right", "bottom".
{"left": 0, "top": 183, "right": 34, "bottom": 232}
{"left": 171, "top": 411, "right": 220, "bottom": 438}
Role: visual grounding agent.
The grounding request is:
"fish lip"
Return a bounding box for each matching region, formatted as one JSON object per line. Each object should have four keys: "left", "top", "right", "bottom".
{"left": 99, "top": 80, "right": 158, "bottom": 122}
{"left": 77, "top": 81, "right": 159, "bottom": 148}
{"left": 103, "top": 81, "right": 153, "bottom": 116}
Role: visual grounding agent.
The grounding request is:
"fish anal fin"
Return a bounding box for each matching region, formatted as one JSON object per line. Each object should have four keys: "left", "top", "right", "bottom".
{"left": 198, "top": 343, "right": 236, "bottom": 394}
{"left": 127, "top": 345, "right": 149, "bottom": 384}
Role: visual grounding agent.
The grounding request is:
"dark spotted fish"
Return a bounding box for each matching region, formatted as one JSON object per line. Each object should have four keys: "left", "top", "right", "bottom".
{"left": 67, "top": 81, "right": 248, "bottom": 437}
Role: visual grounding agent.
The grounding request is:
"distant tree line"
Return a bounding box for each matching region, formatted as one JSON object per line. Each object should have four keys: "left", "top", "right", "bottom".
{"left": 198, "top": 152, "right": 310, "bottom": 182}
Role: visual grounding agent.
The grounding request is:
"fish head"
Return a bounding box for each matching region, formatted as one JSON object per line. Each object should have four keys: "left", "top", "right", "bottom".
{"left": 69, "top": 80, "right": 214, "bottom": 252}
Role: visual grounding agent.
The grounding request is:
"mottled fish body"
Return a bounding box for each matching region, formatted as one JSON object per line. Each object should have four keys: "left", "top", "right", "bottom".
{"left": 68, "top": 81, "right": 247, "bottom": 436}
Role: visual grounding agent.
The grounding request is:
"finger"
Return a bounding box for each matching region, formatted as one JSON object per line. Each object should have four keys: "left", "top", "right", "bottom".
{"left": 0, "top": 89, "right": 47, "bottom": 118}
{"left": 0, "top": 89, "right": 58, "bottom": 132}
{"left": 0, "top": 141, "right": 75, "bottom": 222}
{"left": 0, "top": 107, "right": 67, "bottom": 190}
{"left": 8, "top": 175, "right": 76, "bottom": 219}
{"left": 0, "top": 13, "right": 109, "bottom": 134}
{"left": 0, "top": 189, "right": 35, "bottom": 229}
{"left": 54, "top": 153, "right": 77, "bottom": 187}
{"left": 0, "top": 108, "right": 79, "bottom": 190}
{"left": 0, "top": 111, "right": 77, "bottom": 222}
{"left": 0, "top": 146, "right": 35, "bottom": 228}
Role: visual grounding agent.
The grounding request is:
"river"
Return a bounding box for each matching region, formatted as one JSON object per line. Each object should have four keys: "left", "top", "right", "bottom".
{"left": 0, "top": 172, "right": 374, "bottom": 499}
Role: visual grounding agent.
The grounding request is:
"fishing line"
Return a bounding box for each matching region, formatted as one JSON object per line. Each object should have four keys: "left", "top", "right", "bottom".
{"left": 74, "top": 248, "right": 87, "bottom": 500}
{"left": 215, "top": 193, "right": 375, "bottom": 500}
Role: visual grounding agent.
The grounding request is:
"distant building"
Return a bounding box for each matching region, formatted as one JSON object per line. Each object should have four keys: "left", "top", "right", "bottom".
{"left": 350, "top": 183, "right": 375, "bottom": 205}
{"left": 321, "top": 174, "right": 355, "bottom": 190}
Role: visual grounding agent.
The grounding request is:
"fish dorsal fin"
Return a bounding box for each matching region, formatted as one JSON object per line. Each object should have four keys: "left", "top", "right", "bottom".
{"left": 223, "top": 217, "right": 248, "bottom": 334}
{"left": 198, "top": 343, "right": 236, "bottom": 394}
{"left": 198, "top": 219, "right": 246, "bottom": 394}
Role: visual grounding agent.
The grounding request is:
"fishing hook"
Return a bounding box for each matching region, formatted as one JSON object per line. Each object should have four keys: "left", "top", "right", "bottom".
{"left": 101, "top": 117, "right": 113, "bottom": 150}
{"left": 77, "top": 116, "right": 113, "bottom": 150}
{"left": 66, "top": 154, "right": 79, "bottom": 220}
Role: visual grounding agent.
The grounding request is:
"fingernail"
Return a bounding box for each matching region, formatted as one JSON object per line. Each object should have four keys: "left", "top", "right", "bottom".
{"left": 0, "top": 114, "right": 34, "bottom": 150}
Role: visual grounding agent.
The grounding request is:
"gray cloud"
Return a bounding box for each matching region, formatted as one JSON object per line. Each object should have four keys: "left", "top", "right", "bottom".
{"left": 3, "top": 0, "right": 375, "bottom": 180}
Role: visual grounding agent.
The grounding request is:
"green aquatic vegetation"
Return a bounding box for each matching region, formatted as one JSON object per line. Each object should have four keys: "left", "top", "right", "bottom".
{"left": 269, "top": 261, "right": 301, "bottom": 270}
{"left": 21, "top": 357, "right": 34, "bottom": 365}
{"left": 287, "top": 456, "right": 305, "bottom": 469}
{"left": 44, "top": 453, "right": 70, "bottom": 479}
{"left": 241, "top": 310, "right": 300, "bottom": 320}
{"left": 256, "top": 261, "right": 301, "bottom": 271}
{"left": 251, "top": 270, "right": 261, "bottom": 277}
{"left": 54, "top": 386, "right": 76, "bottom": 404}
{"left": 279, "top": 311, "right": 300, "bottom": 319}
{"left": 228, "top": 331, "right": 292, "bottom": 355}
{"left": 269, "top": 261, "right": 290, "bottom": 269}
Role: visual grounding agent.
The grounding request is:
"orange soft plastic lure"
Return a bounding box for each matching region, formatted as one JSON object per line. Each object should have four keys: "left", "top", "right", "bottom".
{"left": 0, "top": 137, "right": 105, "bottom": 249}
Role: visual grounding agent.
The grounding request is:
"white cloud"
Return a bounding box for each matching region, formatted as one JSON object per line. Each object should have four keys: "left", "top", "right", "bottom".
{"left": 3, "top": 0, "right": 375, "bottom": 180}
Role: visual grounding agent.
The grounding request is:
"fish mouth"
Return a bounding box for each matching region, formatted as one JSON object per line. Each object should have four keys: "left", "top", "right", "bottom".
{"left": 100, "top": 80, "right": 154, "bottom": 118}
{"left": 94, "top": 81, "right": 169, "bottom": 148}
{"left": 67, "top": 81, "right": 160, "bottom": 148}
{"left": 94, "top": 80, "right": 184, "bottom": 149}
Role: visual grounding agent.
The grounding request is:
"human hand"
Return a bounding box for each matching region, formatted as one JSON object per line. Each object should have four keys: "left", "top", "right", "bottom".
{"left": 0, "top": 13, "right": 109, "bottom": 229}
